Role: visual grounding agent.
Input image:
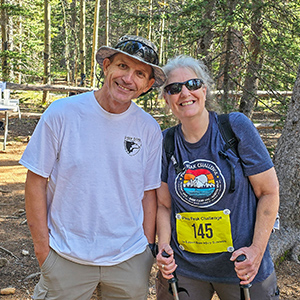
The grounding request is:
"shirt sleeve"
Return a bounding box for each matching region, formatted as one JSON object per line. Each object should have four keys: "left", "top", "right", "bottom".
{"left": 229, "top": 112, "right": 274, "bottom": 177}
{"left": 19, "top": 105, "right": 60, "bottom": 178}
{"left": 143, "top": 123, "right": 163, "bottom": 191}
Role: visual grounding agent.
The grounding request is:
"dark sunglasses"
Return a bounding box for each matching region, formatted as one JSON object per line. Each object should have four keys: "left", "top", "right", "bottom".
{"left": 164, "top": 78, "right": 204, "bottom": 95}
{"left": 115, "top": 40, "right": 159, "bottom": 65}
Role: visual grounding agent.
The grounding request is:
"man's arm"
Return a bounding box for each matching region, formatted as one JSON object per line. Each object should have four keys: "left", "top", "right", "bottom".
{"left": 142, "top": 189, "right": 157, "bottom": 244}
{"left": 25, "top": 170, "right": 50, "bottom": 267}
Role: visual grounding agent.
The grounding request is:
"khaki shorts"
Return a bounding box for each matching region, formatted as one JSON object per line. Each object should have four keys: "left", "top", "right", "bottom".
{"left": 156, "top": 270, "right": 280, "bottom": 300}
{"left": 33, "top": 247, "right": 154, "bottom": 300}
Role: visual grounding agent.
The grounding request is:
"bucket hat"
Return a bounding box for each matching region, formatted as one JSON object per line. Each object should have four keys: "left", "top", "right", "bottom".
{"left": 96, "top": 35, "right": 166, "bottom": 88}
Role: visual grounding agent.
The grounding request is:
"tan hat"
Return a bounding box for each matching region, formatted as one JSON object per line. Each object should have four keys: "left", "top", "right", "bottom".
{"left": 96, "top": 35, "right": 166, "bottom": 88}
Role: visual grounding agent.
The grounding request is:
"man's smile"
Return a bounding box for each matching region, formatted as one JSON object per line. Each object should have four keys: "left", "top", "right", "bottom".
{"left": 116, "top": 82, "right": 133, "bottom": 92}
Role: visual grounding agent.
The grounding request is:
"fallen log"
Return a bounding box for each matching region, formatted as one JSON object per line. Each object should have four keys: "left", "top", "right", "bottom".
{"left": 6, "top": 82, "right": 94, "bottom": 94}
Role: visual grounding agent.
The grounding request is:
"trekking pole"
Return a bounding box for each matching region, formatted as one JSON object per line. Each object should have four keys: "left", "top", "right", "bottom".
{"left": 236, "top": 254, "right": 252, "bottom": 300}
{"left": 162, "top": 251, "right": 180, "bottom": 300}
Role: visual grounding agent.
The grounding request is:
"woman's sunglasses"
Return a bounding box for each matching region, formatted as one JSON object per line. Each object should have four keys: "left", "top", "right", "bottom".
{"left": 164, "top": 78, "right": 204, "bottom": 95}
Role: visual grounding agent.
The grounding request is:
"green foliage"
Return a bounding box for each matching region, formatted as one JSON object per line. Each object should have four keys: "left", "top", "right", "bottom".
{"left": 275, "top": 249, "right": 291, "bottom": 267}
{"left": 0, "top": 0, "right": 300, "bottom": 118}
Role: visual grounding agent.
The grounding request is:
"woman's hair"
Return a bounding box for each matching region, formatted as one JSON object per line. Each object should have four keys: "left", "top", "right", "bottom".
{"left": 161, "top": 55, "right": 219, "bottom": 111}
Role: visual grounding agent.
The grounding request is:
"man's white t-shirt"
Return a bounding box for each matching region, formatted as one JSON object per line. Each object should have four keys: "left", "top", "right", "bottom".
{"left": 19, "top": 91, "right": 162, "bottom": 266}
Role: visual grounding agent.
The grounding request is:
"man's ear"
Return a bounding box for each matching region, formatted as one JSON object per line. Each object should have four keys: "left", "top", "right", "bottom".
{"left": 102, "top": 58, "right": 111, "bottom": 76}
{"left": 143, "top": 78, "right": 155, "bottom": 93}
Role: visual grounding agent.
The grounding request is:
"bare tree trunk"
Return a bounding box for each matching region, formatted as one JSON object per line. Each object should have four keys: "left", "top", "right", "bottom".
{"left": 90, "top": 0, "right": 100, "bottom": 88}
{"left": 136, "top": 2, "right": 140, "bottom": 36}
{"left": 239, "top": 0, "right": 263, "bottom": 118}
{"left": 105, "top": 0, "right": 109, "bottom": 46}
{"left": 270, "top": 65, "right": 300, "bottom": 263}
{"left": 159, "top": 0, "right": 167, "bottom": 65}
{"left": 18, "top": 0, "right": 23, "bottom": 84}
{"left": 70, "top": 0, "right": 78, "bottom": 85}
{"left": 61, "top": 0, "right": 70, "bottom": 84}
{"left": 1, "top": 0, "right": 9, "bottom": 81}
{"left": 196, "top": 0, "right": 216, "bottom": 71}
{"left": 217, "top": 0, "right": 239, "bottom": 113}
{"left": 7, "top": 0, "right": 14, "bottom": 80}
{"left": 148, "top": 0, "right": 153, "bottom": 40}
{"left": 79, "top": 0, "right": 86, "bottom": 86}
{"left": 221, "top": 27, "right": 233, "bottom": 112}
{"left": 42, "top": 0, "right": 51, "bottom": 104}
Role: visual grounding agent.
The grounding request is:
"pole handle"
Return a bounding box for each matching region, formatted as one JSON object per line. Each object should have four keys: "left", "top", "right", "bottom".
{"left": 236, "top": 254, "right": 252, "bottom": 288}
{"left": 162, "top": 251, "right": 178, "bottom": 284}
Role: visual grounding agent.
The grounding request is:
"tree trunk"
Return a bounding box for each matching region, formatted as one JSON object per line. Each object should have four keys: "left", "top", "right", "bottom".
{"left": 8, "top": 0, "right": 14, "bottom": 80}
{"left": 42, "top": 0, "right": 51, "bottom": 104}
{"left": 196, "top": 0, "right": 216, "bottom": 72}
{"left": 239, "top": 0, "right": 263, "bottom": 118}
{"left": 270, "top": 65, "right": 300, "bottom": 263}
{"left": 148, "top": 0, "right": 153, "bottom": 40}
{"left": 70, "top": 0, "right": 78, "bottom": 85}
{"left": 79, "top": 0, "right": 86, "bottom": 87}
{"left": 217, "top": 0, "right": 239, "bottom": 113}
{"left": 105, "top": 0, "right": 109, "bottom": 46}
{"left": 90, "top": 0, "right": 100, "bottom": 88}
{"left": 159, "top": 0, "right": 166, "bottom": 65}
{"left": 17, "top": 0, "right": 23, "bottom": 84}
{"left": 221, "top": 27, "right": 233, "bottom": 113}
{"left": 1, "top": 0, "right": 9, "bottom": 81}
{"left": 135, "top": 2, "right": 140, "bottom": 36}
{"left": 61, "top": 0, "right": 70, "bottom": 84}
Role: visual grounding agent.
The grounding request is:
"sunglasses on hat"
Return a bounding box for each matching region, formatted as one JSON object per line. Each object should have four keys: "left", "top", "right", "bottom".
{"left": 115, "top": 40, "right": 159, "bottom": 65}
{"left": 164, "top": 78, "right": 204, "bottom": 95}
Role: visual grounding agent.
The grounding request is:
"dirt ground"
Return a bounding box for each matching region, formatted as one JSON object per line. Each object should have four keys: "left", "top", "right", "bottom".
{"left": 0, "top": 112, "right": 300, "bottom": 300}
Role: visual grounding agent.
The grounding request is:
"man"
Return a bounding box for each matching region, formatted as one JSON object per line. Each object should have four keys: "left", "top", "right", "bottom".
{"left": 20, "top": 35, "right": 166, "bottom": 300}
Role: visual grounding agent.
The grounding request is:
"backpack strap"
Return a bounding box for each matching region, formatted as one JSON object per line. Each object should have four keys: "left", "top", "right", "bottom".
{"left": 217, "top": 113, "right": 239, "bottom": 193}
{"left": 163, "top": 125, "right": 184, "bottom": 174}
{"left": 217, "top": 113, "right": 238, "bottom": 155}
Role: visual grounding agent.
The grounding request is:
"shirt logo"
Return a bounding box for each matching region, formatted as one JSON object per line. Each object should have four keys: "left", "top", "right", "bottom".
{"left": 175, "top": 159, "right": 225, "bottom": 208}
{"left": 124, "top": 136, "right": 142, "bottom": 156}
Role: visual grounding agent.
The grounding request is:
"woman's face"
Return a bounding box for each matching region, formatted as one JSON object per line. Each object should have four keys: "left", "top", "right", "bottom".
{"left": 164, "top": 67, "right": 207, "bottom": 121}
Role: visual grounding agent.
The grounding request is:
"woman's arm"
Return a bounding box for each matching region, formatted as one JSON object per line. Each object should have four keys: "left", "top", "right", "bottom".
{"left": 231, "top": 167, "right": 280, "bottom": 284}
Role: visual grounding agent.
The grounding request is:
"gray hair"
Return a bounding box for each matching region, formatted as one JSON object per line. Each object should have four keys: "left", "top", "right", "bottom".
{"left": 161, "top": 55, "right": 219, "bottom": 111}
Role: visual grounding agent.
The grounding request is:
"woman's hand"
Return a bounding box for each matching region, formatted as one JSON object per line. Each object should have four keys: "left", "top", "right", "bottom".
{"left": 156, "top": 244, "right": 177, "bottom": 280}
{"left": 230, "top": 245, "right": 264, "bottom": 285}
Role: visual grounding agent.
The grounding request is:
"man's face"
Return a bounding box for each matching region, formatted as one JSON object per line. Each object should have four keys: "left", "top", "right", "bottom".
{"left": 101, "top": 53, "right": 155, "bottom": 113}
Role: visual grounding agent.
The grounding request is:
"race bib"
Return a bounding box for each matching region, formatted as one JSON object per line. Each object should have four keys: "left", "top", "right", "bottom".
{"left": 176, "top": 210, "right": 234, "bottom": 254}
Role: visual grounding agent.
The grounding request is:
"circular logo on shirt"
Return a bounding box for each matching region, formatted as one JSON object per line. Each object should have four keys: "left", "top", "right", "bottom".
{"left": 175, "top": 159, "right": 225, "bottom": 208}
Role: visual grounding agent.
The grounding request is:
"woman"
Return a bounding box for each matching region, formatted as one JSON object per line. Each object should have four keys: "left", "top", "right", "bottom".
{"left": 156, "top": 55, "right": 280, "bottom": 300}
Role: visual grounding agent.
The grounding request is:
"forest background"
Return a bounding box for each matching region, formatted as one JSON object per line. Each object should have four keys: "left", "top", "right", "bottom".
{"left": 1, "top": 0, "right": 300, "bottom": 298}
{"left": 1, "top": 0, "right": 300, "bottom": 117}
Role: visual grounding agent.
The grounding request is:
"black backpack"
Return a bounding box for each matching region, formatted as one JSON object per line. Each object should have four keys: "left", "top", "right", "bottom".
{"left": 163, "top": 114, "right": 239, "bottom": 193}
